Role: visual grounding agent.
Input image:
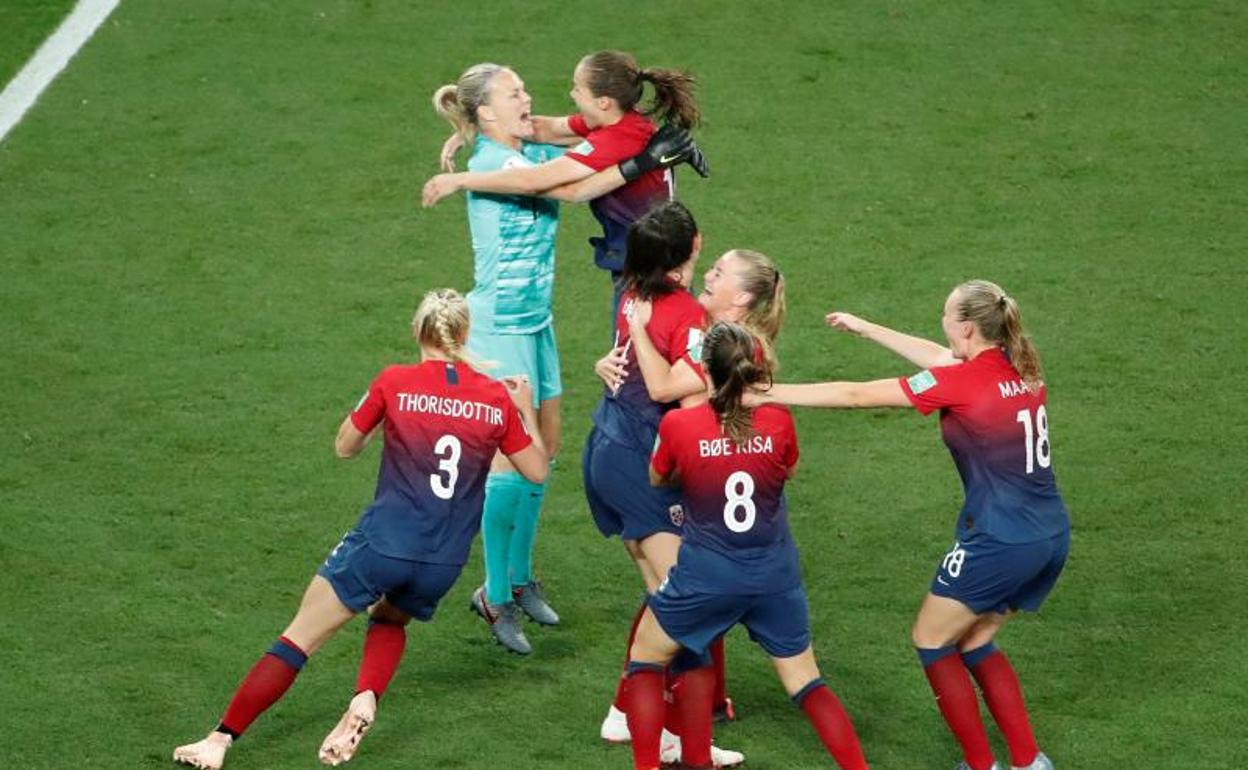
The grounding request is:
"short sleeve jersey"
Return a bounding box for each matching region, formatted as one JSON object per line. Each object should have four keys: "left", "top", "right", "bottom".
{"left": 465, "top": 136, "right": 563, "bottom": 334}
{"left": 349, "top": 360, "right": 532, "bottom": 563}
{"left": 651, "top": 403, "right": 802, "bottom": 594}
{"left": 566, "top": 112, "right": 672, "bottom": 273}
{"left": 591, "top": 287, "right": 707, "bottom": 451}
{"left": 899, "top": 348, "right": 1070, "bottom": 544}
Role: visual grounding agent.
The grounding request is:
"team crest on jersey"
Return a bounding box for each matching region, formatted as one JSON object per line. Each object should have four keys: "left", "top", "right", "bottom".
{"left": 572, "top": 140, "right": 593, "bottom": 156}
{"left": 668, "top": 504, "right": 685, "bottom": 527}
{"left": 686, "top": 329, "right": 704, "bottom": 361}
{"left": 908, "top": 370, "right": 937, "bottom": 394}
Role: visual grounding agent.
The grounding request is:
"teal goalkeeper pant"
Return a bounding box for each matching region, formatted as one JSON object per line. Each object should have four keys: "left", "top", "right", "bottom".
{"left": 481, "top": 472, "right": 547, "bottom": 605}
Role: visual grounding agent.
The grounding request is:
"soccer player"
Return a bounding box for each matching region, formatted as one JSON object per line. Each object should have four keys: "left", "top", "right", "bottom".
{"left": 597, "top": 245, "right": 785, "bottom": 741}
{"left": 171, "top": 289, "right": 547, "bottom": 770}
{"left": 582, "top": 201, "right": 742, "bottom": 767}
{"left": 422, "top": 50, "right": 706, "bottom": 319}
{"left": 751, "top": 280, "right": 1067, "bottom": 770}
{"left": 428, "top": 63, "right": 697, "bottom": 655}
{"left": 624, "top": 321, "right": 871, "bottom": 770}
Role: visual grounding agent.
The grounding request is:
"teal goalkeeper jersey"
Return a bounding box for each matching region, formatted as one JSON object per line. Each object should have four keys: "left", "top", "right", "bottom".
{"left": 465, "top": 136, "right": 562, "bottom": 335}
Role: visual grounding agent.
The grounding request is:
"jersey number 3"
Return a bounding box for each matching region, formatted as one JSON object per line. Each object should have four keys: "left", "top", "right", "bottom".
{"left": 1016, "top": 406, "right": 1051, "bottom": 474}
{"left": 723, "top": 471, "right": 757, "bottom": 533}
{"left": 430, "top": 434, "right": 462, "bottom": 499}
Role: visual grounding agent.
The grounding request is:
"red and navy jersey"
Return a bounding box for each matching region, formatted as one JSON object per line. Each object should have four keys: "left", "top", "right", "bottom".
{"left": 591, "top": 287, "right": 707, "bottom": 451}
{"left": 651, "top": 403, "right": 802, "bottom": 594}
{"left": 899, "top": 348, "right": 1069, "bottom": 544}
{"left": 349, "top": 360, "right": 532, "bottom": 564}
{"left": 566, "top": 111, "right": 673, "bottom": 272}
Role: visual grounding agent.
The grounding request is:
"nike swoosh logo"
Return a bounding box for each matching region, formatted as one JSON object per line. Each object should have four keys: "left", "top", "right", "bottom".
{"left": 936, "top": 576, "right": 950, "bottom": 586}
{"left": 659, "top": 154, "right": 682, "bottom": 164}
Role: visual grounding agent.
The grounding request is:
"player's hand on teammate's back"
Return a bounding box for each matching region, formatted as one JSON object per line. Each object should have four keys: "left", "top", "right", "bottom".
{"left": 595, "top": 346, "right": 629, "bottom": 394}
{"left": 422, "top": 174, "right": 460, "bottom": 207}
{"left": 440, "top": 133, "right": 465, "bottom": 172}
{"left": 826, "top": 311, "right": 869, "bottom": 336}
{"left": 618, "top": 124, "right": 709, "bottom": 182}
{"left": 627, "top": 299, "right": 654, "bottom": 329}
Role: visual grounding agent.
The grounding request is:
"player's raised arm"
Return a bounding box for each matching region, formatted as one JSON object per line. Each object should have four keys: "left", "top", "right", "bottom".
{"left": 827, "top": 311, "right": 959, "bottom": 369}
{"left": 530, "top": 115, "right": 581, "bottom": 145}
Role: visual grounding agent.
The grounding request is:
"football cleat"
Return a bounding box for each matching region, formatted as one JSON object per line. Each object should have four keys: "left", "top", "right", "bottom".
{"left": 172, "top": 731, "right": 232, "bottom": 770}
{"left": 1013, "top": 754, "right": 1054, "bottom": 770}
{"left": 954, "top": 763, "right": 1001, "bottom": 770}
{"left": 471, "top": 587, "right": 531, "bottom": 655}
{"left": 600, "top": 703, "right": 631, "bottom": 743}
{"left": 513, "top": 580, "right": 560, "bottom": 626}
{"left": 660, "top": 729, "right": 745, "bottom": 769}
{"left": 318, "top": 690, "right": 376, "bottom": 766}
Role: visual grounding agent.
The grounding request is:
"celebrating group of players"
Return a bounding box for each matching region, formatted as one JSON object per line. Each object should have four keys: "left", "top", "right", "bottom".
{"left": 173, "top": 50, "right": 1070, "bottom": 770}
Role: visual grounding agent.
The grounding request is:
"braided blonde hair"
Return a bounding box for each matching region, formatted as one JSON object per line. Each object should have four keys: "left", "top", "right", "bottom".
{"left": 411, "top": 288, "right": 474, "bottom": 364}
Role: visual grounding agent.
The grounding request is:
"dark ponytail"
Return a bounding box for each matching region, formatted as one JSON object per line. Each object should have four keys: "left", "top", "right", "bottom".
{"left": 703, "top": 322, "right": 773, "bottom": 446}
{"left": 638, "top": 67, "right": 700, "bottom": 129}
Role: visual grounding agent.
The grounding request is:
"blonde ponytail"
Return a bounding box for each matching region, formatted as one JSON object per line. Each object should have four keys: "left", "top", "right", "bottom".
{"left": 955, "top": 280, "right": 1043, "bottom": 389}
{"left": 431, "top": 63, "right": 506, "bottom": 142}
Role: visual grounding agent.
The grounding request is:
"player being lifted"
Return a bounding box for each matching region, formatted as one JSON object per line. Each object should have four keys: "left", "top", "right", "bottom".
{"left": 427, "top": 62, "right": 704, "bottom": 653}
{"left": 172, "top": 290, "right": 547, "bottom": 770}
{"left": 423, "top": 50, "right": 708, "bottom": 322}
{"left": 626, "top": 321, "right": 871, "bottom": 770}
{"left": 750, "top": 281, "right": 1067, "bottom": 770}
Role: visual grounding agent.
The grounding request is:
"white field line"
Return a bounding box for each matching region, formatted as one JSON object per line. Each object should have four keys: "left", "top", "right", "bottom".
{"left": 0, "top": 0, "right": 121, "bottom": 143}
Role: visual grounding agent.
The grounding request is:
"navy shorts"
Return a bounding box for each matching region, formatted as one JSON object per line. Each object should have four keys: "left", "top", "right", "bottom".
{"left": 649, "top": 564, "right": 812, "bottom": 659}
{"left": 583, "top": 426, "right": 683, "bottom": 542}
{"left": 930, "top": 529, "right": 1070, "bottom": 614}
{"left": 317, "top": 529, "right": 463, "bottom": 621}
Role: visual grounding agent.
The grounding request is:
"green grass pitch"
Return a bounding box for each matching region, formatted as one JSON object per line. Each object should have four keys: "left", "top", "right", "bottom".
{"left": 1, "top": 2, "right": 1245, "bottom": 768}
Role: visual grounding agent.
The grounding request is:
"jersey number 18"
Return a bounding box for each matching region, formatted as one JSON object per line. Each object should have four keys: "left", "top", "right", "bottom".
{"left": 1015, "top": 406, "right": 1051, "bottom": 474}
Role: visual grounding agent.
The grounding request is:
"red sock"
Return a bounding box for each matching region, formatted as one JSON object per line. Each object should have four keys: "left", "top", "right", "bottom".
{"left": 709, "top": 636, "right": 728, "bottom": 708}
{"left": 922, "top": 652, "right": 995, "bottom": 770}
{"left": 356, "top": 621, "right": 407, "bottom": 698}
{"left": 219, "top": 636, "right": 307, "bottom": 736}
{"left": 664, "top": 670, "right": 683, "bottom": 736}
{"left": 614, "top": 599, "right": 649, "bottom": 711}
{"left": 794, "top": 682, "right": 869, "bottom": 770}
{"left": 969, "top": 650, "right": 1038, "bottom": 767}
{"left": 674, "top": 665, "right": 715, "bottom": 768}
{"left": 625, "top": 665, "right": 666, "bottom": 770}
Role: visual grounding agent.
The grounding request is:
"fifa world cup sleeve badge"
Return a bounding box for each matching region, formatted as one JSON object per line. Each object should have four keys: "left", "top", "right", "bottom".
{"left": 907, "top": 370, "right": 937, "bottom": 394}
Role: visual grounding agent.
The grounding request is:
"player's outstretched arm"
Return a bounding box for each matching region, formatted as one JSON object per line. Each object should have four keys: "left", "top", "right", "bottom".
{"left": 528, "top": 126, "right": 710, "bottom": 203}
{"left": 827, "top": 311, "right": 958, "bottom": 369}
{"left": 752, "top": 379, "right": 911, "bottom": 409}
{"left": 422, "top": 156, "right": 593, "bottom": 206}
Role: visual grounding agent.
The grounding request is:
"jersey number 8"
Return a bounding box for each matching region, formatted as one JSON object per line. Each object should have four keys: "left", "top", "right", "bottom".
{"left": 1015, "top": 406, "right": 1051, "bottom": 474}
{"left": 430, "top": 434, "right": 462, "bottom": 500}
{"left": 723, "top": 471, "right": 757, "bottom": 533}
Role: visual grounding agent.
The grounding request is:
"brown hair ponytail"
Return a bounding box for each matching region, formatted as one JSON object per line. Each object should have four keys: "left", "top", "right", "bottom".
{"left": 703, "top": 322, "right": 773, "bottom": 446}
{"left": 581, "top": 51, "right": 701, "bottom": 129}
{"left": 955, "top": 280, "right": 1043, "bottom": 388}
